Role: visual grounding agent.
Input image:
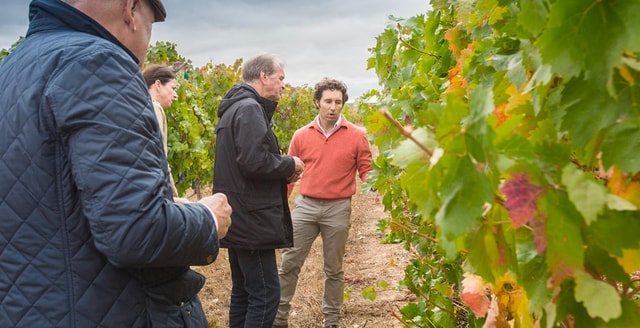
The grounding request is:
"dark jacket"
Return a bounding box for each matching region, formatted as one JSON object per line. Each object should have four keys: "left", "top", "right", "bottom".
{"left": 213, "top": 84, "right": 294, "bottom": 249}
{"left": 0, "top": 1, "right": 219, "bottom": 327}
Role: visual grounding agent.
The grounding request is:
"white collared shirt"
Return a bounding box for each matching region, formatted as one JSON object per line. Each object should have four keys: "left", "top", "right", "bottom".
{"left": 317, "top": 115, "right": 342, "bottom": 138}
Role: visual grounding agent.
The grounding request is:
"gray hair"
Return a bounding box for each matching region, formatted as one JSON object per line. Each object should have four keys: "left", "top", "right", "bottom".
{"left": 242, "top": 53, "right": 285, "bottom": 83}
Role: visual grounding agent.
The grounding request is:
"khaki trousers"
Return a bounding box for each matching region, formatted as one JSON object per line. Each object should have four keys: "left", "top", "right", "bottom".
{"left": 275, "top": 195, "right": 352, "bottom": 327}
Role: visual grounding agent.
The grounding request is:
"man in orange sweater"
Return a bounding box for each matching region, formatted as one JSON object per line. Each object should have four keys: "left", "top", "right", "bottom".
{"left": 274, "top": 78, "right": 372, "bottom": 328}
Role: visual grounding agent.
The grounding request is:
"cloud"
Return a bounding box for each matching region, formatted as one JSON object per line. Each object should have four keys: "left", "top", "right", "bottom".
{"left": 150, "top": 0, "right": 430, "bottom": 97}
{"left": 1, "top": 0, "right": 431, "bottom": 98}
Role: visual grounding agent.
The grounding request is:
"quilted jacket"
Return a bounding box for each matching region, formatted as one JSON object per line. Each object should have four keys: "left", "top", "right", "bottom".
{"left": 0, "top": 1, "right": 219, "bottom": 327}
{"left": 213, "top": 84, "right": 294, "bottom": 250}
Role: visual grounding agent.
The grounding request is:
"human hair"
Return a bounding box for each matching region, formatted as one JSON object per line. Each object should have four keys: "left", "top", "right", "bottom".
{"left": 142, "top": 64, "right": 176, "bottom": 88}
{"left": 314, "top": 77, "right": 349, "bottom": 104}
{"left": 242, "top": 53, "right": 285, "bottom": 83}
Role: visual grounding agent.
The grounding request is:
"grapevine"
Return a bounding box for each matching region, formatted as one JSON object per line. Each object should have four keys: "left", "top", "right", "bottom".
{"left": 362, "top": 0, "right": 640, "bottom": 326}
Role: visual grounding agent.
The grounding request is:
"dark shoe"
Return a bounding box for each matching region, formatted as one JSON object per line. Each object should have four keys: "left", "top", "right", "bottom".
{"left": 272, "top": 325, "right": 288, "bottom": 328}
{"left": 325, "top": 325, "right": 338, "bottom": 328}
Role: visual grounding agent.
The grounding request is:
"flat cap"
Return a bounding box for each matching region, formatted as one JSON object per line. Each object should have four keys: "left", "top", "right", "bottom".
{"left": 149, "top": 0, "right": 167, "bottom": 22}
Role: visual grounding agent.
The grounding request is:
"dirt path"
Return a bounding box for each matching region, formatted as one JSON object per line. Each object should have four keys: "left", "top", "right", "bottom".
{"left": 194, "top": 187, "right": 412, "bottom": 327}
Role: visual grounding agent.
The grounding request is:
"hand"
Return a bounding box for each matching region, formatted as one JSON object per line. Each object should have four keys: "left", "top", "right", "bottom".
{"left": 287, "top": 171, "right": 301, "bottom": 183}
{"left": 198, "top": 193, "right": 232, "bottom": 239}
{"left": 288, "top": 156, "right": 304, "bottom": 182}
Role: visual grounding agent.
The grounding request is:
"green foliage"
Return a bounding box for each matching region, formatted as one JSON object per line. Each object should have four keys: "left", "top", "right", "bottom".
{"left": 144, "top": 42, "right": 241, "bottom": 196}
{"left": 362, "top": 281, "right": 389, "bottom": 302}
{"left": 363, "top": 0, "right": 640, "bottom": 326}
{"left": 0, "top": 37, "right": 24, "bottom": 62}
{"left": 272, "top": 85, "right": 316, "bottom": 152}
{"left": 145, "top": 42, "right": 319, "bottom": 197}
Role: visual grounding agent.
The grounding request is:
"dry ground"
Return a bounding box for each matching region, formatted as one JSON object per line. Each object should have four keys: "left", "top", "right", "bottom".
{"left": 190, "top": 185, "right": 414, "bottom": 328}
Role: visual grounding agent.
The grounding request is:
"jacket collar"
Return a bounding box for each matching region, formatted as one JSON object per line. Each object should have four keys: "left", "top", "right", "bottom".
{"left": 239, "top": 83, "right": 279, "bottom": 121}
{"left": 27, "top": 0, "right": 139, "bottom": 64}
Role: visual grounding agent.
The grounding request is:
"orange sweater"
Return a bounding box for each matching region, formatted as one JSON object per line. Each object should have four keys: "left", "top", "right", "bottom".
{"left": 288, "top": 116, "right": 372, "bottom": 200}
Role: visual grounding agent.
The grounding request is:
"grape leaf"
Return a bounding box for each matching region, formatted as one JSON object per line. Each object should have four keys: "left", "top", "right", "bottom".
{"left": 517, "top": 0, "right": 548, "bottom": 37}
{"left": 574, "top": 270, "right": 622, "bottom": 322}
{"left": 616, "top": 249, "right": 640, "bottom": 274}
{"left": 516, "top": 241, "right": 551, "bottom": 315}
{"left": 606, "top": 194, "right": 637, "bottom": 211}
{"left": 435, "top": 157, "right": 490, "bottom": 241}
{"left": 585, "top": 246, "right": 632, "bottom": 286}
{"left": 537, "top": 0, "right": 627, "bottom": 84}
{"left": 501, "top": 173, "right": 543, "bottom": 228}
{"left": 588, "top": 211, "right": 640, "bottom": 257}
{"left": 463, "top": 82, "right": 494, "bottom": 129}
{"left": 560, "top": 78, "right": 620, "bottom": 148}
{"left": 467, "top": 222, "right": 514, "bottom": 283}
{"left": 539, "top": 191, "right": 584, "bottom": 274}
{"left": 606, "top": 166, "right": 640, "bottom": 208}
{"left": 492, "top": 53, "right": 528, "bottom": 90}
{"left": 561, "top": 164, "right": 607, "bottom": 225}
{"left": 602, "top": 122, "right": 640, "bottom": 173}
{"left": 390, "top": 128, "right": 436, "bottom": 168}
{"left": 461, "top": 272, "right": 491, "bottom": 318}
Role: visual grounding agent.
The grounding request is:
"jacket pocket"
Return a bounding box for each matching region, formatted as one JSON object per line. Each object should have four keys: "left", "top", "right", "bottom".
{"left": 145, "top": 295, "right": 208, "bottom": 328}
{"left": 143, "top": 270, "right": 208, "bottom": 327}
{"left": 237, "top": 192, "right": 281, "bottom": 212}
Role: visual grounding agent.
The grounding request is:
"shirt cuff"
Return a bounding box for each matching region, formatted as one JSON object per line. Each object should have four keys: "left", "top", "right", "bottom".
{"left": 202, "top": 204, "right": 219, "bottom": 231}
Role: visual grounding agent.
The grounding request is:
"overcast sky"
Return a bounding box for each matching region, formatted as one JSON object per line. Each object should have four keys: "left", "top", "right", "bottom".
{"left": 1, "top": 1, "right": 431, "bottom": 98}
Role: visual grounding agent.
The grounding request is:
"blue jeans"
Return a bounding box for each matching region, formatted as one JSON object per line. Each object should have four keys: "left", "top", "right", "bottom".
{"left": 228, "top": 248, "right": 280, "bottom": 328}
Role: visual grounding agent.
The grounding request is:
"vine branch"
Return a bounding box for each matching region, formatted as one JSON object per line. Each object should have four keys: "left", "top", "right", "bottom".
{"left": 397, "top": 25, "right": 440, "bottom": 60}
{"left": 381, "top": 110, "right": 434, "bottom": 158}
{"left": 389, "top": 220, "right": 438, "bottom": 244}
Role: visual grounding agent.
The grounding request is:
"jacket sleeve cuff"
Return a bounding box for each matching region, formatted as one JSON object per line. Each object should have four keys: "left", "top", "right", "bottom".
{"left": 202, "top": 204, "right": 219, "bottom": 231}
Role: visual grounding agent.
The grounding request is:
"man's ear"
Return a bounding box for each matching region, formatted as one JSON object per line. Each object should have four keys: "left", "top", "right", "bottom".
{"left": 314, "top": 100, "right": 319, "bottom": 109}
{"left": 123, "top": 0, "right": 138, "bottom": 31}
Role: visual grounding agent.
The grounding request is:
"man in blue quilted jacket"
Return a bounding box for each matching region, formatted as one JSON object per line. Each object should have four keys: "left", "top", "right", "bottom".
{"left": 0, "top": 0, "right": 232, "bottom": 327}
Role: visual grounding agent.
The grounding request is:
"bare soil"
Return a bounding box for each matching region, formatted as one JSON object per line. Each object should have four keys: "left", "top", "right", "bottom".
{"left": 191, "top": 186, "right": 414, "bottom": 328}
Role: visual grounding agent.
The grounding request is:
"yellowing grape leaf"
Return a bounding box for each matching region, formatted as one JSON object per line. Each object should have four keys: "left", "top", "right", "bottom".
{"left": 616, "top": 249, "right": 640, "bottom": 274}
{"left": 618, "top": 64, "right": 635, "bottom": 84}
{"left": 491, "top": 272, "right": 533, "bottom": 328}
{"left": 461, "top": 272, "right": 491, "bottom": 318}
{"left": 493, "top": 82, "right": 532, "bottom": 128}
{"left": 607, "top": 167, "right": 640, "bottom": 208}
{"left": 505, "top": 83, "right": 532, "bottom": 113}
{"left": 574, "top": 270, "right": 622, "bottom": 322}
{"left": 493, "top": 102, "right": 509, "bottom": 128}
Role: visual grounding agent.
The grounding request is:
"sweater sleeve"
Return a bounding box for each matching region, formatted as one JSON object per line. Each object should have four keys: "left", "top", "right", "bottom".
{"left": 356, "top": 128, "right": 373, "bottom": 182}
{"left": 286, "top": 130, "right": 301, "bottom": 196}
{"left": 48, "top": 48, "right": 219, "bottom": 268}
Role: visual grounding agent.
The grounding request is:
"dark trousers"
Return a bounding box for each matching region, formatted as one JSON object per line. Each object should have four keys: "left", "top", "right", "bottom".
{"left": 228, "top": 248, "right": 280, "bottom": 328}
